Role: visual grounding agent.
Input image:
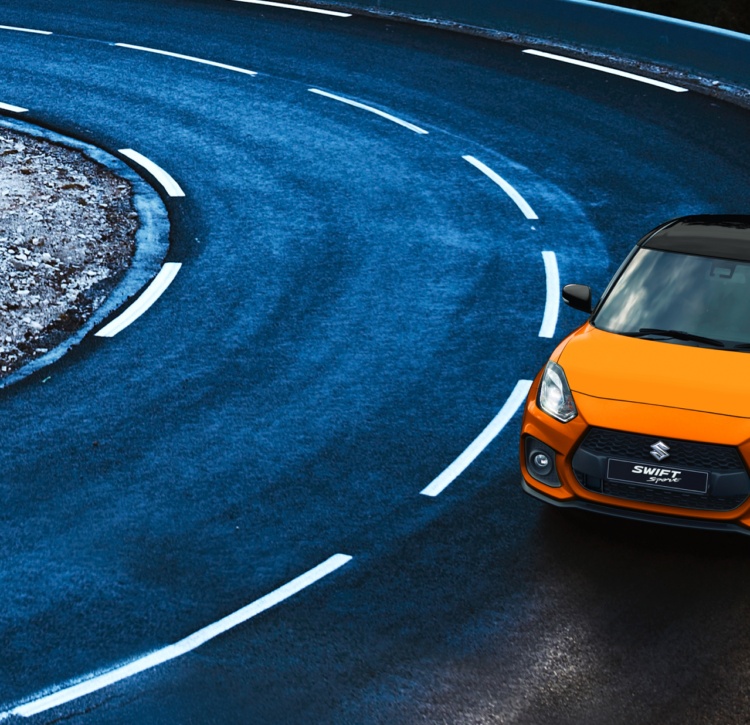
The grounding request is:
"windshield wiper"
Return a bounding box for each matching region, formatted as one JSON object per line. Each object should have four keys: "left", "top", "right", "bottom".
{"left": 624, "top": 328, "right": 725, "bottom": 348}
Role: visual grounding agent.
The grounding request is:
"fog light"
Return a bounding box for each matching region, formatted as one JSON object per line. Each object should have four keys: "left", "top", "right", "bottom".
{"left": 524, "top": 436, "right": 561, "bottom": 487}
{"left": 531, "top": 451, "right": 552, "bottom": 475}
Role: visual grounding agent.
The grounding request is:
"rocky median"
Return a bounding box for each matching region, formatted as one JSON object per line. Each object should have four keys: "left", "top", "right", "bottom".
{"left": 0, "top": 129, "right": 137, "bottom": 377}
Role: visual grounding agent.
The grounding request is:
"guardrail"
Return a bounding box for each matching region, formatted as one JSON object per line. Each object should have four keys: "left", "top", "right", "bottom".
{"left": 323, "top": 0, "right": 750, "bottom": 90}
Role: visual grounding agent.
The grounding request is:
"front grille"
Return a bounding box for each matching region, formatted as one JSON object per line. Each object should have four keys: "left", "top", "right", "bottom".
{"left": 573, "top": 428, "right": 748, "bottom": 512}
{"left": 581, "top": 428, "right": 743, "bottom": 471}
{"left": 575, "top": 474, "right": 746, "bottom": 511}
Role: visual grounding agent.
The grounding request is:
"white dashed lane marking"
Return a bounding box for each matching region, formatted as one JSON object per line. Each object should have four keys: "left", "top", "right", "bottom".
{"left": 0, "top": 554, "right": 352, "bottom": 720}
{"left": 463, "top": 155, "right": 538, "bottom": 220}
{"left": 420, "top": 380, "right": 533, "bottom": 497}
{"left": 119, "top": 148, "right": 185, "bottom": 198}
{"left": 309, "top": 88, "right": 429, "bottom": 135}
{"left": 230, "top": 0, "right": 352, "bottom": 16}
{"left": 0, "top": 102, "right": 27, "bottom": 113}
{"left": 539, "top": 251, "right": 559, "bottom": 338}
{"left": 115, "top": 44, "right": 258, "bottom": 76}
{"left": 523, "top": 49, "right": 688, "bottom": 92}
{"left": 0, "top": 24, "right": 52, "bottom": 35}
{"left": 95, "top": 263, "right": 182, "bottom": 338}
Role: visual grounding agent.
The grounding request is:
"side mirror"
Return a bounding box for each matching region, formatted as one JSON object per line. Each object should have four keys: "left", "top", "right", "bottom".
{"left": 562, "top": 284, "right": 592, "bottom": 313}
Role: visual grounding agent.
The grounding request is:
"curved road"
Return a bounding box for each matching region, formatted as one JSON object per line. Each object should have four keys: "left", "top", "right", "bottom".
{"left": 1, "top": 2, "right": 750, "bottom": 722}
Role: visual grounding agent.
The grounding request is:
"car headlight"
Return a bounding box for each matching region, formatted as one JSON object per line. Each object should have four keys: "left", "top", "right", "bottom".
{"left": 538, "top": 361, "right": 577, "bottom": 423}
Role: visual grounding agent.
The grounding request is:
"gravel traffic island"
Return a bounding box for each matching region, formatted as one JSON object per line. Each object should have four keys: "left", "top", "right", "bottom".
{"left": 0, "top": 129, "right": 137, "bottom": 377}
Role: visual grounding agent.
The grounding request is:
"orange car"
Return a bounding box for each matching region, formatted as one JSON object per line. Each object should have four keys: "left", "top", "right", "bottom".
{"left": 521, "top": 215, "right": 750, "bottom": 535}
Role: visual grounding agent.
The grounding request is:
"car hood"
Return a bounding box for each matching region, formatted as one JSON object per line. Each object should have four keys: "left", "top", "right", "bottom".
{"left": 558, "top": 325, "right": 750, "bottom": 418}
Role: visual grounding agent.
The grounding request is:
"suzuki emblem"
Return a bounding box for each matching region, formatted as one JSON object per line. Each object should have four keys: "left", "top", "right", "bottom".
{"left": 650, "top": 441, "right": 670, "bottom": 461}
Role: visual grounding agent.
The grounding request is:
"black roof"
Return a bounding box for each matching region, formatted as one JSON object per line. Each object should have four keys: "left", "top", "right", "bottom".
{"left": 639, "top": 215, "right": 750, "bottom": 261}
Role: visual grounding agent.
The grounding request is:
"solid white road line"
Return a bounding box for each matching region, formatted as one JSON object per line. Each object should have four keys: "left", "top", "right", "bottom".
{"left": 420, "top": 380, "right": 534, "bottom": 497}
{"left": 119, "top": 149, "right": 185, "bottom": 198}
{"left": 309, "top": 88, "right": 429, "bottom": 135}
{"left": 115, "top": 44, "right": 258, "bottom": 76}
{"left": 462, "top": 156, "right": 538, "bottom": 220}
{"left": 523, "top": 49, "right": 688, "bottom": 93}
{"left": 0, "top": 102, "right": 27, "bottom": 113}
{"left": 95, "top": 263, "right": 182, "bottom": 338}
{"left": 539, "top": 251, "right": 559, "bottom": 338}
{"left": 1, "top": 554, "right": 352, "bottom": 719}
{"left": 231, "top": 0, "right": 352, "bottom": 16}
{"left": 0, "top": 24, "right": 52, "bottom": 35}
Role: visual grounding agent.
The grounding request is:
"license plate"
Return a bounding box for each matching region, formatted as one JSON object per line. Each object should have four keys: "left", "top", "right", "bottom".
{"left": 607, "top": 458, "right": 709, "bottom": 494}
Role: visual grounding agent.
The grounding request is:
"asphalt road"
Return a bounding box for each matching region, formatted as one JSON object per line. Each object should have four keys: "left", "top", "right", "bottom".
{"left": 1, "top": 2, "right": 750, "bottom": 723}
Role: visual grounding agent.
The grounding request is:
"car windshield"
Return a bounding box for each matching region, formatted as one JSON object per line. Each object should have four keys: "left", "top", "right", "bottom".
{"left": 593, "top": 248, "right": 750, "bottom": 348}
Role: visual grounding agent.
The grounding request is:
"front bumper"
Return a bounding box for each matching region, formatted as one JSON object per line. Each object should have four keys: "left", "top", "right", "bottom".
{"left": 520, "top": 377, "right": 750, "bottom": 535}
{"left": 522, "top": 479, "right": 750, "bottom": 537}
